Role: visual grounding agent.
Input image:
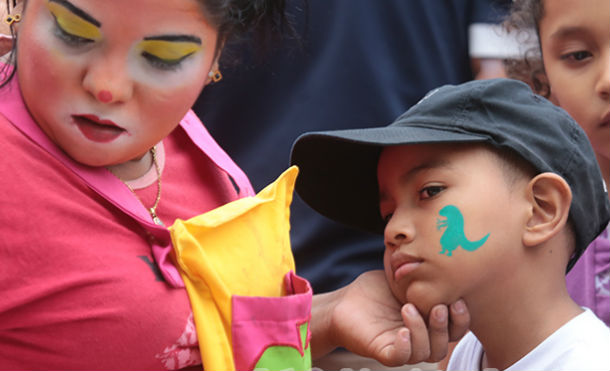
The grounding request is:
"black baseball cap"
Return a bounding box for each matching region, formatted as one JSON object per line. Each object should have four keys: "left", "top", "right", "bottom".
{"left": 290, "top": 78, "right": 609, "bottom": 271}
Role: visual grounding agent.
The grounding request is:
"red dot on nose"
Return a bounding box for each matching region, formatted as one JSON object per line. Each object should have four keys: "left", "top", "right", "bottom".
{"left": 98, "top": 90, "right": 113, "bottom": 103}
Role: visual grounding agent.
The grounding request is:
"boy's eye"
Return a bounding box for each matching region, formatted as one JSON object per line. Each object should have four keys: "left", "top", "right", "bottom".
{"left": 419, "top": 185, "right": 445, "bottom": 200}
{"left": 382, "top": 213, "right": 393, "bottom": 225}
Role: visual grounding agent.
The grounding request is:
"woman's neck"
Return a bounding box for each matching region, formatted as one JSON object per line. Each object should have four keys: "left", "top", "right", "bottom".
{"left": 107, "top": 150, "right": 153, "bottom": 181}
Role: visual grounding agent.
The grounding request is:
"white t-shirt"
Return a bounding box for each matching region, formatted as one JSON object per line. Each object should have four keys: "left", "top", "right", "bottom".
{"left": 447, "top": 308, "right": 610, "bottom": 371}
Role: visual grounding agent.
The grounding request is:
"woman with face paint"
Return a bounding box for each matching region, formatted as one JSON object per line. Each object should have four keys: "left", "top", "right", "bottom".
{"left": 0, "top": 0, "right": 471, "bottom": 369}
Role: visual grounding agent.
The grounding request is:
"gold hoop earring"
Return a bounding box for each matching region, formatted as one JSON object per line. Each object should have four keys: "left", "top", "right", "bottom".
{"left": 208, "top": 69, "right": 223, "bottom": 83}
{"left": 4, "top": 14, "right": 21, "bottom": 26}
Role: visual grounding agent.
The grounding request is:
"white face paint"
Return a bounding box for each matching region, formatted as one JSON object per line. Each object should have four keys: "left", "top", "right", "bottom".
{"left": 16, "top": 0, "right": 218, "bottom": 170}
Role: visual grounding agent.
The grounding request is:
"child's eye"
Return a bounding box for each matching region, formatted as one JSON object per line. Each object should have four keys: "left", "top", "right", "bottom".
{"left": 54, "top": 23, "right": 95, "bottom": 46}
{"left": 419, "top": 185, "right": 445, "bottom": 200}
{"left": 141, "top": 51, "right": 192, "bottom": 71}
{"left": 560, "top": 50, "right": 592, "bottom": 62}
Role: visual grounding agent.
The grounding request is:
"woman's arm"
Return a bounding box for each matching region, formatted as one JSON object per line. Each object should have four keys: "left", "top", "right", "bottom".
{"left": 310, "top": 270, "right": 470, "bottom": 366}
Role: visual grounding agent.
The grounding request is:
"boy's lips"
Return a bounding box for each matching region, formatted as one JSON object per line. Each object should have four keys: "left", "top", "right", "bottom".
{"left": 391, "top": 253, "right": 423, "bottom": 282}
{"left": 72, "top": 114, "right": 126, "bottom": 143}
{"left": 601, "top": 112, "right": 610, "bottom": 128}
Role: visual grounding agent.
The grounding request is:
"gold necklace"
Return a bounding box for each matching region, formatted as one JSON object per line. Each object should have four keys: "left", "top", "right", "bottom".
{"left": 121, "top": 146, "right": 164, "bottom": 226}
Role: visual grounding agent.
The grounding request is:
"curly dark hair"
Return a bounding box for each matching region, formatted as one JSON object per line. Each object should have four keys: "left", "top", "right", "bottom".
{"left": 503, "top": 0, "right": 551, "bottom": 97}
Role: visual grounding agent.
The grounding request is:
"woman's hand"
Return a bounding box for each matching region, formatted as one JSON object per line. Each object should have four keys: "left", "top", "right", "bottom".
{"left": 310, "top": 270, "right": 470, "bottom": 366}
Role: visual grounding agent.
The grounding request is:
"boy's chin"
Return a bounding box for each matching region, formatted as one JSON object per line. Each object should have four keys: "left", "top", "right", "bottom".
{"left": 406, "top": 286, "right": 454, "bottom": 323}
{"left": 389, "top": 284, "right": 436, "bottom": 321}
{"left": 392, "top": 281, "right": 459, "bottom": 322}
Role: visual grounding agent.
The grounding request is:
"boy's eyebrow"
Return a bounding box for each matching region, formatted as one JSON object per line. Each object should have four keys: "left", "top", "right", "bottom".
{"left": 143, "top": 35, "right": 202, "bottom": 44}
{"left": 378, "top": 159, "right": 452, "bottom": 202}
{"left": 399, "top": 159, "right": 453, "bottom": 185}
{"left": 48, "top": 0, "right": 101, "bottom": 27}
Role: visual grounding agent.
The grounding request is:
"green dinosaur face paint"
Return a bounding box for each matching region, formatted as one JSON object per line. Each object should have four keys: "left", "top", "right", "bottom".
{"left": 436, "top": 205, "right": 490, "bottom": 257}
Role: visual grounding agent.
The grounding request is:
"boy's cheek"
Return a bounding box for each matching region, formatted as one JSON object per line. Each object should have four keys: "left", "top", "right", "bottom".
{"left": 392, "top": 281, "right": 408, "bottom": 305}
{"left": 382, "top": 260, "right": 408, "bottom": 304}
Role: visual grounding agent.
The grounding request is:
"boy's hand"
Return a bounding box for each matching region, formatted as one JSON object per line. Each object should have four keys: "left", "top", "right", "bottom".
{"left": 311, "top": 270, "right": 470, "bottom": 366}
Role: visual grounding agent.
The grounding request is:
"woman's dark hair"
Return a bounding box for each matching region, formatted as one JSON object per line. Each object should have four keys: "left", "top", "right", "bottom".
{"left": 4, "top": 0, "right": 16, "bottom": 12}
{"left": 503, "top": 0, "right": 550, "bottom": 97}
{"left": 200, "top": 0, "right": 295, "bottom": 59}
{"left": 200, "top": 0, "right": 295, "bottom": 60}
{"left": 1, "top": 0, "right": 296, "bottom": 87}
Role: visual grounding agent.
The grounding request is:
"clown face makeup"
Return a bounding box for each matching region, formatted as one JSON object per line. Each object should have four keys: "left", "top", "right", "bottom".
{"left": 378, "top": 143, "right": 529, "bottom": 317}
{"left": 16, "top": 0, "right": 217, "bottom": 177}
{"left": 47, "top": 0, "right": 102, "bottom": 42}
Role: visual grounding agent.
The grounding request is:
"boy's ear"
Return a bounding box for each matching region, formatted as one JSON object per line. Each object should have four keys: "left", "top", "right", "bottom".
{"left": 522, "top": 173, "right": 572, "bottom": 247}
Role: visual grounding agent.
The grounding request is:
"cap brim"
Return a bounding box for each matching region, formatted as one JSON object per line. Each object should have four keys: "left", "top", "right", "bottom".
{"left": 290, "top": 125, "right": 488, "bottom": 234}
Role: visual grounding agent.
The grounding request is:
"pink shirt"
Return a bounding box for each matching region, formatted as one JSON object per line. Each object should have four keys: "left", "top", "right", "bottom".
{"left": 0, "top": 73, "right": 254, "bottom": 369}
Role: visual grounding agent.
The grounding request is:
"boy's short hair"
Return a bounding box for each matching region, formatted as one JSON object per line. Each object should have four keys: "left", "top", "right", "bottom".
{"left": 290, "top": 78, "right": 609, "bottom": 271}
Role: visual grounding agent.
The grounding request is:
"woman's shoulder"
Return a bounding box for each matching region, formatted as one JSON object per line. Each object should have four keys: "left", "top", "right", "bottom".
{"left": 0, "top": 109, "right": 87, "bottom": 195}
{"left": 0, "top": 110, "right": 34, "bottom": 154}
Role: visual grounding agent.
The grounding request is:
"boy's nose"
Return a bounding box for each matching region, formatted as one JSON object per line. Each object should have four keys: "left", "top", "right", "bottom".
{"left": 596, "top": 52, "right": 609, "bottom": 99}
{"left": 82, "top": 59, "right": 134, "bottom": 104}
{"left": 384, "top": 213, "right": 415, "bottom": 249}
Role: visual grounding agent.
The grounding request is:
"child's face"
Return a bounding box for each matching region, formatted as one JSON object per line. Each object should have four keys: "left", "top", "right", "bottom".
{"left": 378, "top": 144, "right": 529, "bottom": 317}
{"left": 16, "top": 0, "right": 217, "bottom": 167}
{"left": 538, "top": 0, "right": 609, "bottom": 166}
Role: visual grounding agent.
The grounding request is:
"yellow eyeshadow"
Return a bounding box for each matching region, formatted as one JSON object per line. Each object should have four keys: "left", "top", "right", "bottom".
{"left": 47, "top": 2, "right": 101, "bottom": 40}
{"left": 138, "top": 40, "right": 201, "bottom": 61}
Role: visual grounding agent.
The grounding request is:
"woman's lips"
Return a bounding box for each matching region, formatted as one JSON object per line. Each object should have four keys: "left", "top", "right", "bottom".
{"left": 601, "top": 112, "right": 610, "bottom": 128}
{"left": 72, "top": 114, "right": 125, "bottom": 143}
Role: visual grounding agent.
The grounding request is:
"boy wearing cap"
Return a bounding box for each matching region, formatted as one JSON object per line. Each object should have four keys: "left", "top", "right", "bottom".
{"left": 290, "top": 79, "right": 610, "bottom": 370}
